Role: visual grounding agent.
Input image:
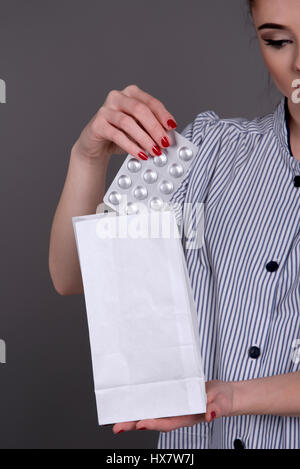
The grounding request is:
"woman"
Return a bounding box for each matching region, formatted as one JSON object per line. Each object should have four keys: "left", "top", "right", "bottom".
{"left": 49, "top": 0, "right": 300, "bottom": 449}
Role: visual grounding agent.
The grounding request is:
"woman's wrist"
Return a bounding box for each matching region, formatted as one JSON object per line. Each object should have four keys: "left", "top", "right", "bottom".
{"left": 71, "top": 140, "right": 111, "bottom": 168}
{"left": 230, "top": 375, "right": 286, "bottom": 417}
{"left": 230, "top": 380, "right": 249, "bottom": 416}
{"left": 230, "top": 378, "right": 267, "bottom": 417}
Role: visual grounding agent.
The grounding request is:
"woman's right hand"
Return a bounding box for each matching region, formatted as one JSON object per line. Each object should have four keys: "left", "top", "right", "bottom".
{"left": 73, "top": 84, "right": 178, "bottom": 161}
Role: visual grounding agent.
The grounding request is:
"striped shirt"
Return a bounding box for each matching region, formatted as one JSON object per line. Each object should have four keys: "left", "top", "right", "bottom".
{"left": 157, "top": 96, "right": 300, "bottom": 449}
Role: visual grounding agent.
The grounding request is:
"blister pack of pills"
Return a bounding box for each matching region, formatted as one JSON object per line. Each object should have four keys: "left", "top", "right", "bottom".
{"left": 103, "top": 129, "right": 200, "bottom": 216}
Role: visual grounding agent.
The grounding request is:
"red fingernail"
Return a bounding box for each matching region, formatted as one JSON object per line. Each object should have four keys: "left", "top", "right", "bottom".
{"left": 138, "top": 151, "right": 148, "bottom": 160}
{"left": 161, "top": 137, "right": 170, "bottom": 148}
{"left": 211, "top": 411, "right": 216, "bottom": 420}
{"left": 117, "top": 430, "right": 124, "bottom": 434}
{"left": 139, "top": 427, "right": 147, "bottom": 430}
{"left": 167, "top": 119, "right": 177, "bottom": 129}
{"left": 152, "top": 145, "right": 162, "bottom": 156}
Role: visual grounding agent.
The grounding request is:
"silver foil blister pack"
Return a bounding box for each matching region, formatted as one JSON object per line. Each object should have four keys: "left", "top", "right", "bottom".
{"left": 103, "top": 129, "right": 199, "bottom": 215}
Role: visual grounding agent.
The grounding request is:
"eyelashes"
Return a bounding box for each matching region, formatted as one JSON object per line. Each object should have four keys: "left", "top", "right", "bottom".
{"left": 263, "top": 39, "right": 293, "bottom": 49}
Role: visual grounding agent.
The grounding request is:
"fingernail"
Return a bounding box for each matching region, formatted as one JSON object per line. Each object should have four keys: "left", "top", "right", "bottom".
{"left": 152, "top": 145, "right": 162, "bottom": 156}
{"left": 161, "top": 137, "right": 170, "bottom": 148}
{"left": 167, "top": 119, "right": 177, "bottom": 129}
{"left": 211, "top": 411, "right": 216, "bottom": 420}
{"left": 117, "top": 430, "right": 124, "bottom": 434}
{"left": 138, "top": 151, "right": 148, "bottom": 160}
{"left": 138, "top": 427, "right": 147, "bottom": 430}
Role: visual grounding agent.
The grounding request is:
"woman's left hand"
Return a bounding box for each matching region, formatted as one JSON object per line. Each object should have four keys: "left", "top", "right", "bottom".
{"left": 112, "top": 380, "right": 235, "bottom": 434}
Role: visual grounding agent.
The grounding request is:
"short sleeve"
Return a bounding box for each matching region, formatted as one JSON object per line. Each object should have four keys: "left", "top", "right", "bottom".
{"left": 169, "top": 110, "right": 221, "bottom": 226}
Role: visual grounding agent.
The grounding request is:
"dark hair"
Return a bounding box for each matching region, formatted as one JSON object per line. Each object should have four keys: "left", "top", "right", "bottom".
{"left": 246, "top": 0, "right": 277, "bottom": 99}
{"left": 248, "top": 0, "right": 255, "bottom": 15}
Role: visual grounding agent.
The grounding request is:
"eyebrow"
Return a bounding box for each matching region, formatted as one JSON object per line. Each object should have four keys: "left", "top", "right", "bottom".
{"left": 258, "top": 23, "right": 289, "bottom": 31}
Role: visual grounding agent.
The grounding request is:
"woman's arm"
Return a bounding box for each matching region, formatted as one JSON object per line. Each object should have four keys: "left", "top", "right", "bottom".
{"left": 232, "top": 371, "right": 300, "bottom": 418}
{"left": 49, "top": 84, "right": 179, "bottom": 296}
{"left": 49, "top": 144, "right": 111, "bottom": 296}
{"left": 110, "top": 372, "right": 300, "bottom": 434}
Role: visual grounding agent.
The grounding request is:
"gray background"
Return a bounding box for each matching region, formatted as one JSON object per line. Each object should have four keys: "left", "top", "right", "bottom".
{"left": 0, "top": 0, "right": 281, "bottom": 449}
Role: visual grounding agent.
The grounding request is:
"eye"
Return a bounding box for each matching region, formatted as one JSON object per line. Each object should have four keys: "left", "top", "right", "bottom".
{"left": 263, "top": 39, "right": 293, "bottom": 49}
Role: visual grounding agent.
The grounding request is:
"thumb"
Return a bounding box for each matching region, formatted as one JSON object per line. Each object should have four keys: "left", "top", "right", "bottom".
{"left": 204, "top": 402, "right": 218, "bottom": 423}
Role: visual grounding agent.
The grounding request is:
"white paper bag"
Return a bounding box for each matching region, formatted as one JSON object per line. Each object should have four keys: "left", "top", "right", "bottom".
{"left": 72, "top": 209, "right": 206, "bottom": 425}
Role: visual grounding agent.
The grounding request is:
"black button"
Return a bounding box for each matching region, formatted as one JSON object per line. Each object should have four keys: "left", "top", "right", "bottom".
{"left": 266, "top": 261, "right": 279, "bottom": 272}
{"left": 249, "top": 346, "right": 261, "bottom": 359}
{"left": 234, "top": 439, "right": 245, "bottom": 449}
{"left": 294, "top": 176, "right": 300, "bottom": 188}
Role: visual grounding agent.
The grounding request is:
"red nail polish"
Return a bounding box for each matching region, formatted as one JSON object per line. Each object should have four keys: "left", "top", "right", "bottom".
{"left": 139, "top": 427, "right": 147, "bottom": 430}
{"left": 152, "top": 145, "right": 162, "bottom": 156}
{"left": 211, "top": 411, "right": 216, "bottom": 420}
{"left": 138, "top": 151, "right": 148, "bottom": 160}
{"left": 167, "top": 119, "right": 177, "bottom": 129}
{"left": 117, "top": 430, "right": 124, "bottom": 434}
{"left": 161, "top": 137, "right": 170, "bottom": 148}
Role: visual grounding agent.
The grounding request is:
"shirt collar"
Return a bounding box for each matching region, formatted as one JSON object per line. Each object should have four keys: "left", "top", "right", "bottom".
{"left": 273, "top": 96, "right": 300, "bottom": 171}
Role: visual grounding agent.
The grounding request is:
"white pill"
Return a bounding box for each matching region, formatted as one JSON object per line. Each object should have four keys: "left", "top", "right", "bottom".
{"left": 150, "top": 197, "right": 163, "bottom": 211}
{"left": 127, "top": 158, "right": 142, "bottom": 173}
{"left": 133, "top": 186, "right": 148, "bottom": 200}
{"left": 169, "top": 163, "right": 184, "bottom": 178}
{"left": 126, "top": 202, "right": 139, "bottom": 215}
{"left": 118, "top": 175, "right": 132, "bottom": 190}
{"left": 153, "top": 153, "right": 168, "bottom": 167}
{"left": 159, "top": 180, "right": 174, "bottom": 195}
{"left": 178, "top": 146, "right": 194, "bottom": 162}
{"left": 108, "top": 191, "right": 122, "bottom": 206}
{"left": 143, "top": 169, "right": 158, "bottom": 184}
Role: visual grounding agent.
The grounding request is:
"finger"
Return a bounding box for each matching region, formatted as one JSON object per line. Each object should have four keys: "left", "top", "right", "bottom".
{"left": 122, "top": 84, "right": 178, "bottom": 131}
{"left": 100, "top": 107, "right": 164, "bottom": 158}
{"left": 136, "top": 415, "right": 201, "bottom": 433}
{"left": 109, "top": 89, "right": 173, "bottom": 151}
{"left": 92, "top": 116, "right": 149, "bottom": 161}
{"left": 112, "top": 420, "right": 139, "bottom": 435}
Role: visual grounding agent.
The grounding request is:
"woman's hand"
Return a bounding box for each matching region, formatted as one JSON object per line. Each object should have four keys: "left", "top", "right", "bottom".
{"left": 73, "top": 84, "right": 178, "bottom": 161}
{"left": 112, "top": 380, "right": 235, "bottom": 434}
